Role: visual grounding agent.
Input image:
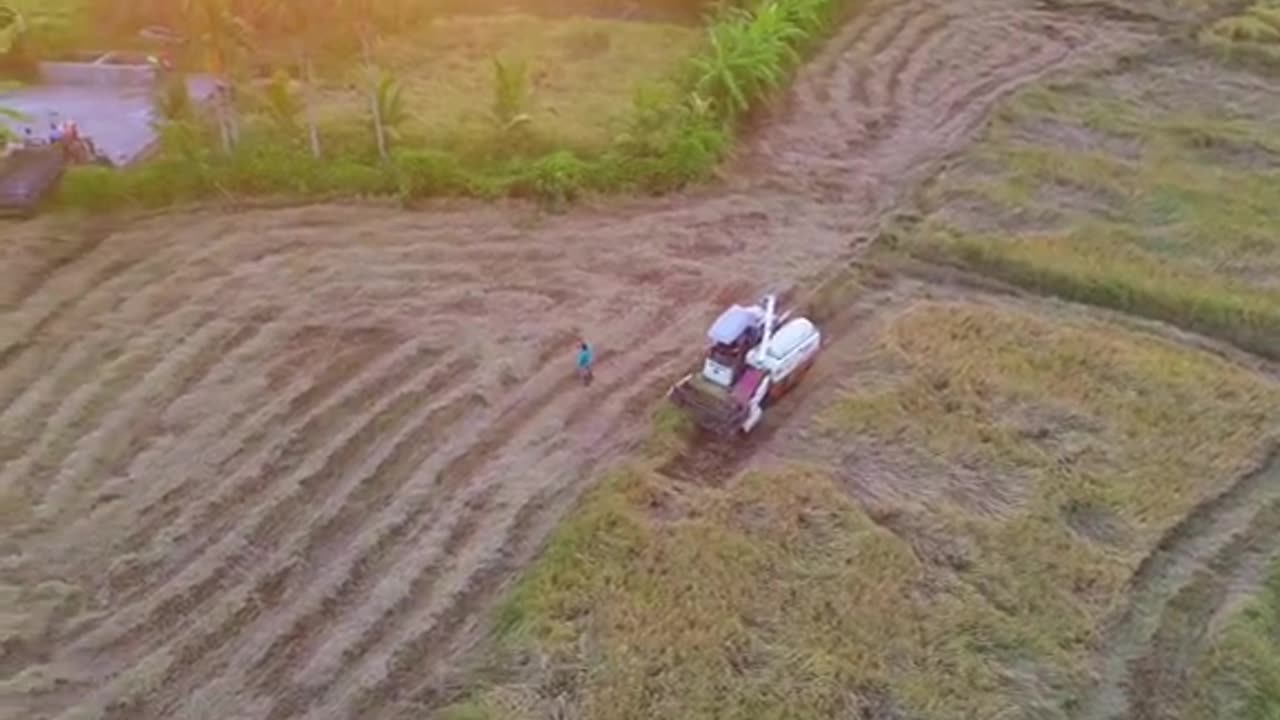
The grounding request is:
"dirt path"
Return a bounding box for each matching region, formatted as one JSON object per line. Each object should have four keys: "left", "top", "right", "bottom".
{"left": 0, "top": 2, "right": 1151, "bottom": 718}
{"left": 1072, "top": 453, "right": 1280, "bottom": 720}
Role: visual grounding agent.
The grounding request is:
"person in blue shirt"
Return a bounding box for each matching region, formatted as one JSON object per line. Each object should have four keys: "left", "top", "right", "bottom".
{"left": 576, "top": 341, "right": 594, "bottom": 386}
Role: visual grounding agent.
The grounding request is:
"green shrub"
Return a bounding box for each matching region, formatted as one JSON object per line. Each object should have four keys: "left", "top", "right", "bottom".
{"left": 522, "top": 150, "right": 587, "bottom": 206}
{"left": 58, "top": 156, "right": 210, "bottom": 209}
{"left": 58, "top": 166, "right": 126, "bottom": 211}
{"left": 318, "top": 161, "right": 396, "bottom": 195}
{"left": 125, "top": 160, "right": 210, "bottom": 205}
{"left": 657, "top": 117, "right": 727, "bottom": 183}
{"left": 154, "top": 120, "right": 210, "bottom": 163}
{"left": 394, "top": 148, "right": 469, "bottom": 197}
{"left": 223, "top": 152, "right": 308, "bottom": 194}
{"left": 690, "top": 2, "right": 805, "bottom": 117}
{"left": 260, "top": 70, "right": 303, "bottom": 132}
{"left": 155, "top": 73, "right": 195, "bottom": 123}
{"left": 616, "top": 83, "right": 682, "bottom": 156}
{"left": 783, "top": 0, "right": 834, "bottom": 39}
{"left": 319, "top": 118, "right": 380, "bottom": 163}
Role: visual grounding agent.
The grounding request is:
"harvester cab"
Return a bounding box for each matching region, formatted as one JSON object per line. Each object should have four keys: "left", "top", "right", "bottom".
{"left": 669, "top": 293, "right": 820, "bottom": 437}
{"left": 702, "top": 303, "right": 765, "bottom": 388}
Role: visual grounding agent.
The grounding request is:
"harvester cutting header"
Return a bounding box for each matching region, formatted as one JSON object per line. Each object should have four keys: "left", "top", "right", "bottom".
{"left": 668, "top": 293, "right": 822, "bottom": 436}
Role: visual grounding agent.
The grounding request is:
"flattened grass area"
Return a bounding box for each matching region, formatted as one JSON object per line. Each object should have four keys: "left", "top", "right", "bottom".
{"left": 903, "top": 56, "right": 1280, "bottom": 357}
{"left": 1187, "top": 555, "right": 1280, "bottom": 720}
{"left": 1201, "top": 0, "right": 1280, "bottom": 67}
{"left": 442, "top": 301, "right": 1280, "bottom": 719}
{"left": 311, "top": 15, "right": 700, "bottom": 153}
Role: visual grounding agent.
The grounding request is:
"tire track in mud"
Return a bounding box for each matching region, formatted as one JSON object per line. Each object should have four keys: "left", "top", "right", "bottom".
{"left": 1073, "top": 453, "right": 1280, "bottom": 720}
{"left": 0, "top": 0, "right": 1156, "bottom": 717}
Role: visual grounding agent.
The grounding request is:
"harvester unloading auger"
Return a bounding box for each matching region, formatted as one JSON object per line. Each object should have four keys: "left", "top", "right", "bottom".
{"left": 668, "top": 293, "right": 822, "bottom": 436}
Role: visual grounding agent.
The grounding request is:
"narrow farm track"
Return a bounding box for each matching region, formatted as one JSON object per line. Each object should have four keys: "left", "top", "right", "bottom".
{"left": 1074, "top": 456, "right": 1280, "bottom": 720}
{"left": 0, "top": 1, "right": 1152, "bottom": 718}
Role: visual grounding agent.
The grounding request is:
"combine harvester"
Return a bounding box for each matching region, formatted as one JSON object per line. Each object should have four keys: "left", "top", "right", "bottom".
{"left": 668, "top": 293, "right": 822, "bottom": 436}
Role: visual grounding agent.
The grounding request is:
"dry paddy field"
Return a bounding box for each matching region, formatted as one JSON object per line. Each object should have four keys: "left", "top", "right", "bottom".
{"left": 4, "top": 0, "right": 1277, "bottom": 718}
{"left": 449, "top": 268, "right": 1280, "bottom": 719}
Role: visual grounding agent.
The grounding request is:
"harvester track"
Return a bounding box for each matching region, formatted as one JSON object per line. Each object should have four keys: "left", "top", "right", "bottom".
{"left": 1074, "top": 453, "right": 1280, "bottom": 720}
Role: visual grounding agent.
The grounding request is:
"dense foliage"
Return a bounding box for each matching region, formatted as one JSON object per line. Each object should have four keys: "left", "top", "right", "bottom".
{"left": 48, "top": 0, "right": 847, "bottom": 210}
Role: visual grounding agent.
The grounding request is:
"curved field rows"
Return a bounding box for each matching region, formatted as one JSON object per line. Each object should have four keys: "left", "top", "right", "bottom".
{"left": 1074, "top": 455, "right": 1280, "bottom": 720}
{"left": 0, "top": 2, "right": 1148, "bottom": 718}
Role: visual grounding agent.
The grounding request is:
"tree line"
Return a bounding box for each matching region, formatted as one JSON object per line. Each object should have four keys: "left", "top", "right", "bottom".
{"left": 150, "top": 0, "right": 424, "bottom": 161}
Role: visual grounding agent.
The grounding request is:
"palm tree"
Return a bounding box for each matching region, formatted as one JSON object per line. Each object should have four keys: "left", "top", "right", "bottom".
{"left": 261, "top": 0, "right": 322, "bottom": 158}
{"left": 373, "top": 68, "right": 407, "bottom": 147}
{"left": 332, "top": 0, "right": 390, "bottom": 159}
